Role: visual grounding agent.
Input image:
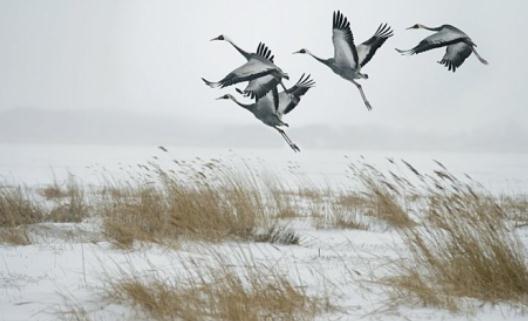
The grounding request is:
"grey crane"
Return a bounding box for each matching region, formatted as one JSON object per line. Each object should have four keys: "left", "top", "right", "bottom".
{"left": 293, "top": 11, "right": 393, "bottom": 111}
{"left": 202, "top": 38, "right": 289, "bottom": 108}
{"left": 216, "top": 74, "right": 316, "bottom": 152}
{"left": 396, "top": 24, "right": 488, "bottom": 72}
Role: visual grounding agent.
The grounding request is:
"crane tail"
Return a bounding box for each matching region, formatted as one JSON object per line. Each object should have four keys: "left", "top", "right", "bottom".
{"left": 201, "top": 77, "right": 220, "bottom": 88}
{"left": 472, "top": 48, "right": 489, "bottom": 65}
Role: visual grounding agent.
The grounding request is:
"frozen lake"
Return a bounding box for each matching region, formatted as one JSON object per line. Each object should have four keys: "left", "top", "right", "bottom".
{"left": 0, "top": 143, "right": 527, "bottom": 194}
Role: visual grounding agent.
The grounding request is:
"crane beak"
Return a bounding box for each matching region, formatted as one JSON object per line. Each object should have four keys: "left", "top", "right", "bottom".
{"left": 210, "top": 36, "right": 221, "bottom": 41}
{"left": 292, "top": 50, "right": 302, "bottom": 54}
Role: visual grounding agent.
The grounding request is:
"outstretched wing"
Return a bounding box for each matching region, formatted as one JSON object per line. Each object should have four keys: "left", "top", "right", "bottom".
{"left": 332, "top": 10, "right": 359, "bottom": 69}
{"left": 356, "top": 23, "right": 394, "bottom": 67}
{"left": 255, "top": 42, "right": 275, "bottom": 63}
{"left": 280, "top": 74, "right": 315, "bottom": 115}
{"left": 235, "top": 42, "right": 281, "bottom": 99}
{"left": 285, "top": 73, "right": 315, "bottom": 99}
{"left": 241, "top": 74, "right": 280, "bottom": 101}
{"left": 213, "top": 59, "right": 275, "bottom": 88}
{"left": 397, "top": 30, "right": 465, "bottom": 55}
{"left": 438, "top": 42, "right": 472, "bottom": 72}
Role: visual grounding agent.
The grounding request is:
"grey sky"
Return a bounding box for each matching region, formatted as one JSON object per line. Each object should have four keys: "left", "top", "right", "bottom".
{"left": 0, "top": 0, "right": 526, "bottom": 141}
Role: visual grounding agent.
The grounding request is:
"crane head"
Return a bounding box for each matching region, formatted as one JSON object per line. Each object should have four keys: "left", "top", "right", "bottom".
{"left": 210, "top": 34, "right": 225, "bottom": 41}
{"left": 407, "top": 24, "right": 423, "bottom": 30}
{"left": 293, "top": 49, "right": 308, "bottom": 55}
{"left": 216, "top": 94, "right": 233, "bottom": 100}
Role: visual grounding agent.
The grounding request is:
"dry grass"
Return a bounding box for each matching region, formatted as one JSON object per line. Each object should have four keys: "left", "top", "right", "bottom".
{"left": 101, "top": 185, "right": 171, "bottom": 248}
{"left": 266, "top": 175, "right": 301, "bottom": 219}
{"left": 379, "top": 163, "right": 528, "bottom": 311}
{"left": 500, "top": 195, "right": 528, "bottom": 227}
{"left": 349, "top": 163, "right": 416, "bottom": 228}
{"left": 0, "top": 186, "right": 42, "bottom": 227}
{"left": 40, "top": 185, "right": 68, "bottom": 199}
{"left": 0, "top": 178, "right": 89, "bottom": 245}
{"left": 253, "top": 224, "right": 300, "bottom": 245}
{"left": 57, "top": 307, "right": 93, "bottom": 321}
{"left": 100, "top": 161, "right": 299, "bottom": 248}
{"left": 106, "top": 250, "right": 330, "bottom": 321}
{"left": 313, "top": 196, "right": 369, "bottom": 230}
{"left": 47, "top": 176, "right": 89, "bottom": 223}
{"left": 0, "top": 226, "right": 31, "bottom": 245}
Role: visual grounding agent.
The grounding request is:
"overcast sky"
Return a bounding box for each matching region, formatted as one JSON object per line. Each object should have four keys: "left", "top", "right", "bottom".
{"left": 0, "top": 0, "right": 526, "bottom": 144}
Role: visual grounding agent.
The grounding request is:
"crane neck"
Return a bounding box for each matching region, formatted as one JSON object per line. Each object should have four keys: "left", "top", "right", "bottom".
{"left": 225, "top": 38, "right": 251, "bottom": 60}
{"left": 421, "top": 25, "right": 442, "bottom": 32}
{"left": 307, "top": 51, "right": 332, "bottom": 67}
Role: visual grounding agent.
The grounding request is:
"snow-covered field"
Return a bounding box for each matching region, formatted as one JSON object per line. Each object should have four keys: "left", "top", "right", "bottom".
{"left": 1, "top": 143, "right": 528, "bottom": 321}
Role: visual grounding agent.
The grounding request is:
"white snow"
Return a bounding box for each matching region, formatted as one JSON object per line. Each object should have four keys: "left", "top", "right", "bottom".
{"left": 1, "top": 144, "right": 528, "bottom": 321}
{"left": 2, "top": 222, "right": 528, "bottom": 321}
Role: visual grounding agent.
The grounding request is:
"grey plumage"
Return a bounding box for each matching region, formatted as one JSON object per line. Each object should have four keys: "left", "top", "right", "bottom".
{"left": 293, "top": 11, "right": 393, "bottom": 111}
{"left": 202, "top": 36, "right": 289, "bottom": 106}
{"left": 237, "top": 73, "right": 315, "bottom": 115}
{"left": 396, "top": 24, "right": 488, "bottom": 72}
{"left": 219, "top": 74, "right": 316, "bottom": 152}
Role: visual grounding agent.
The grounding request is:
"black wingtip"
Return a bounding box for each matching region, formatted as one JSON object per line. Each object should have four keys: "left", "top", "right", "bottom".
{"left": 333, "top": 10, "right": 348, "bottom": 29}
{"left": 255, "top": 42, "right": 275, "bottom": 62}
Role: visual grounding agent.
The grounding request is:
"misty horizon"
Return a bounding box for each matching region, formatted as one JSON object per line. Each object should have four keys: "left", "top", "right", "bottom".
{"left": 0, "top": 0, "right": 527, "bottom": 152}
{"left": 1, "top": 107, "right": 526, "bottom": 153}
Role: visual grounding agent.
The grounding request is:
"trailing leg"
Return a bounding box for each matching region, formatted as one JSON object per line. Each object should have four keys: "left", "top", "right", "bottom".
{"left": 351, "top": 79, "right": 372, "bottom": 111}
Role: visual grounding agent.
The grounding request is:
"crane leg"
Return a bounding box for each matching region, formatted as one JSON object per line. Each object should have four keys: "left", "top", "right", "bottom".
{"left": 471, "top": 47, "right": 489, "bottom": 65}
{"left": 279, "top": 81, "right": 288, "bottom": 92}
{"left": 351, "top": 79, "right": 372, "bottom": 111}
{"left": 276, "top": 128, "right": 300, "bottom": 152}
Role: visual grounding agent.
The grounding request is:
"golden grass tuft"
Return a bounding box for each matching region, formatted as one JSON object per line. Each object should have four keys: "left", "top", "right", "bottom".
{"left": 48, "top": 176, "right": 89, "bottom": 223}
{"left": 380, "top": 163, "right": 528, "bottom": 311}
{"left": 345, "top": 163, "right": 416, "bottom": 229}
{"left": 313, "top": 197, "right": 369, "bottom": 230}
{"left": 101, "top": 185, "right": 171, "bottom": 248}
{"left": 0, "top": 226, "right": 31, "bottom": 245}
{"left": 0, "top": 178, "right": 89, "bottom": 245}
{"left": 100, "top": 161, "right": 299, "bottom": 248}
{"left": 500, "top": 194, "right": 528, "bottom": 227}
{"left": 40, "top": 185, "right": 68, "bottom": 200}
{"left": 0, "top": 186, "right": 42, "bottom": 227}
{"left": 106, "top": 250, "right": 330, "bottom": 321}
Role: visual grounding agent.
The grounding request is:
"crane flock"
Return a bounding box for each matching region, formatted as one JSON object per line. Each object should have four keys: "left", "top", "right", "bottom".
{"left": 202, "top": 10, "right": 488, "bottom": 152}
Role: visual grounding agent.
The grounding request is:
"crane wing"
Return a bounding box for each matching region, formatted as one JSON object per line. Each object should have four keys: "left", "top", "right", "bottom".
{"left": 235, "top": 43, "right": 282, "bottom": 101}
{"left": 280, "top": 74, "right": 315, "bottom": 115}
{"left": 285, "top": 74, "right": 315, "bottom": 99}
{"left": 241, "top": 74, "right": 281, "bottom": 101}
{"left": 214, "top": 59, "right": 275, "bottom": 88}
{"left": 438, "top": 42, "right": 472, "bottom": 72}
{"left": 356, "top": 23, "right": 394, "bottom": 67}
{"left": 255, "top": 42, "right": 275, "bottom": 63}
{"left": 332, "top": 11, "right": 359, "bottom": 69}
{"left": 397, "top": 30, "right": 465, "bottom": 55}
